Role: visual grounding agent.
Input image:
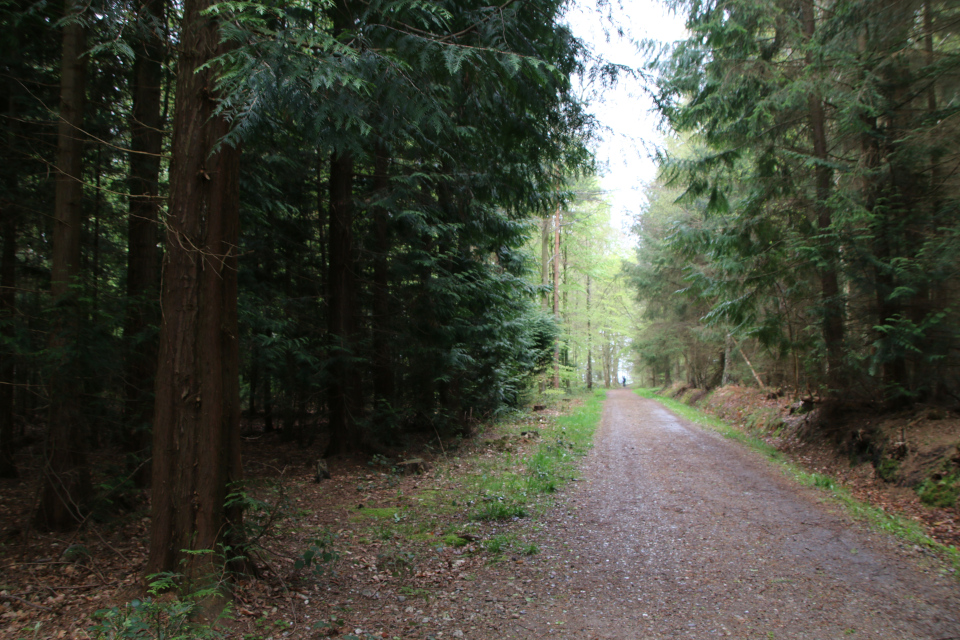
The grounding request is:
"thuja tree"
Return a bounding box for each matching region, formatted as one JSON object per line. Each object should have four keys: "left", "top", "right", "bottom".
{"left": 143, "top": 0, "right": 593, "bottom": 582}
{"left": 649, "top": 0, "right": 960, "bottom": 402}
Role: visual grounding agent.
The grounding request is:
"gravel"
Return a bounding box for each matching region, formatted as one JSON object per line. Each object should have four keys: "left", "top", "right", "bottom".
{"left": 451, "top": 389, "right": 960, "bottom": 639}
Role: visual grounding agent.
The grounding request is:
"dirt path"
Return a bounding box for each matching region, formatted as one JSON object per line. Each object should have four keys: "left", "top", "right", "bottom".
{"left": 453, "top": 390, "right": 960, "bottom": 639}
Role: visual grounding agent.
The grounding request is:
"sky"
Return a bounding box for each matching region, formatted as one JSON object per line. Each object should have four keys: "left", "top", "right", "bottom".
{"left": 563, "top": 0, "right": 688, "bottom": 234}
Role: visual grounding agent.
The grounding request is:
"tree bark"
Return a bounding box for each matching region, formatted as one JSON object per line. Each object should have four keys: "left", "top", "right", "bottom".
{"left": 123, "top": 0, "right": 165, "bottom": 485}
{"left": 0, "top": 219, "right": 16, "bottom": 478}
{"left": 371, "top": 149, "right": 394, "bottom": 415}
{"left": 146, "top": 0, "right": 244, "bottom": 588}
{"left": 541, "top": 216, "right": 551, "bottom": 310}
{"left": 801, "top": 0, "right": 844, "bottom": 394}
{"left": 37, "top": 0, "right": 90, "bottom": 530}
{"left": 325, "top": 151, "right": 362, "bottom": 455}
{"left": 585, "top": 274, "right": 592, "bottom": 390}
{"left": 722, "top": 333, "right": 734, "bottom": 386}
{"left": 552, "top": 206, "right": 560, "bottom": 388}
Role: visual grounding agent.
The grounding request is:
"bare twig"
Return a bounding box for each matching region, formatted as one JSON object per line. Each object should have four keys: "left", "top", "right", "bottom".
{"left": 0, "top": 594, "right": 53, "bottom": 612}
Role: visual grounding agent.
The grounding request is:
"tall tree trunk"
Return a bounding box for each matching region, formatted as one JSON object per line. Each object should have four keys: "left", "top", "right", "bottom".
{"left": 541, "top": 216, "right": 551, "bottom": 310}
{"left": 552, "top": 206, "right": 560, "bottom": 388}
{"left": 146, "top": 0, "right": 243, "bottom": 588}
{"left": 0, "top": 219, "right": 16, "bottom": 478}
{"left": 722, "top": 334, "right": 734, "bottom": 386}
{"left": 263, "top": 374, "right": 274, "bottom": 432}
{"left": 248, "top": 346, "right": 259, "bottom": 417}
{"left": 324, "top": 0, "right": 363, "bottom": 456}
{"left": 123, "top": 0, "right": 165, "bottom": 485}
{"left": 371, "top": 149, "right": 394, "bottom": 415}
{"left": 801, "top": 0, "right": 844, "bottom": 394}
{"left": 37, "top": 0, "right": 90, "bottom": 530}
{"left": 325, "top": 151, "right": 362, "bottom": 455}
{"left": 585, "top": 274, "right": 592, "bottom": 390}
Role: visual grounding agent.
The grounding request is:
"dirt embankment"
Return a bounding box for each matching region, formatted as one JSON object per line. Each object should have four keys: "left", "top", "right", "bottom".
{"left": 661, "top": 383, "right": 960, "bottom": 550}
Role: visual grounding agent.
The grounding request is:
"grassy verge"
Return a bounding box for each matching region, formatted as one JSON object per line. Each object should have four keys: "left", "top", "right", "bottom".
{"left": 636, "top": 388, "right": 960, "bottom": 574}
{"left": 465, "top": 388, "right": 604, "bottom": 521}
{"left": 347, "top": 389, "right": 606, "bottom": 561}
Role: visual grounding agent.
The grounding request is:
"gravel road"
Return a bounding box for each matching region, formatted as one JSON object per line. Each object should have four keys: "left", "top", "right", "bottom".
{"left": 457, "top": 389, "right": 960, "bottom": 639}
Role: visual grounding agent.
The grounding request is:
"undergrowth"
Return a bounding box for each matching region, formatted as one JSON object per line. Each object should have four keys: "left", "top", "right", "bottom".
{"left": 467, "top": 388, "right": 604, "bottom": 522}
{"left": 636, "top": 388, "right": 960, "bottom": 574}
{"left": 350, "top": 389, "right": 605, "bottom": 562}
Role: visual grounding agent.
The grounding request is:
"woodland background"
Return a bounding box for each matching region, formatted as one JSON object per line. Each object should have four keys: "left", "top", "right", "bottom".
{"left": 1, "top": 0, "right": 959, "bottom": 597}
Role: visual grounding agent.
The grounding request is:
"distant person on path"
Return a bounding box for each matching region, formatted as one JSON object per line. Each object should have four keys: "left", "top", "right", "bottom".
{"left": 621, "top": 376, "right": 626, "bottom": 387}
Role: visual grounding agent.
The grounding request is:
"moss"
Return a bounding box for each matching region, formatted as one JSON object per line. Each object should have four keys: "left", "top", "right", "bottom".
{"left": 349, "top": 507, "right": 399, "bottom": 521}
{"left": 442, "top": 534, "right": 468, "bottom": 547}
{"left": 917, "top": 473, "right": 960, "bottom": 508}
{"left": 876, "top": 458, "right": 900, "bottom": 483}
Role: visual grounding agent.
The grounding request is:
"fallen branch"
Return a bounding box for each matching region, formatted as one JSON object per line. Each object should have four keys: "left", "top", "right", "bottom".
{"left": 0, "top": 594, "right": 53, "bottom": 612}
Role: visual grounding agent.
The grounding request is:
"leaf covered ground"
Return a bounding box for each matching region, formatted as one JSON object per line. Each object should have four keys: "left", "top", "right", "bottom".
{"left": 0, "top": 391, "right": 602, "bottom": 639}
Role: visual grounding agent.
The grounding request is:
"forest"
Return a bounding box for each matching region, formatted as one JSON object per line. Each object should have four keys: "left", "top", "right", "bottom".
{"left": 632, "top": 0, "right": 960, "bottom": 408}
{"left": 3, "top": 0, "right": 960, "bottom": 626}
{"left": 0, "top": 0, "right": 645, "bottom": 597}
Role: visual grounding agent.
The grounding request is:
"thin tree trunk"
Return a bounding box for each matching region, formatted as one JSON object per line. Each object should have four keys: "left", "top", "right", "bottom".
{"left": 146, "top": 0, "right": 244, "bottom": 588}
{"left": 371, "top": 149, "right": 394, "bottom": 414}
{"left": 739, "top": 346, "right": 766, "bottom": 390}
{"left": 552, "top": 206, "right": 560, "bottom": 388}
{"left": 123, "top": 0, "right": 165, "bottom": 486}
{"left": 0, "top": 219, "right": 16, "bottom": 478}
{"left": 263, "top": 375, "right": 274, "bottom": 431}
{"left": 248, "top": 346, "right": 259, "bottom": 418}
{"left": 722, "top": 334, "right": 734, "bottom": 386}
{"left": 585, "top": 274, "right": 592, "bottom": 390}
{"left": 37, "top": 0, "right": 90, "bottom": 530}
{"left": 541, "top": 216, "right": 551, "bottom": 310}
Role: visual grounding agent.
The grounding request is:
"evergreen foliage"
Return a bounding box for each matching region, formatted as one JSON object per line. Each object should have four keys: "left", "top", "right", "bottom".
{"left": 0, "top": 0, "right": 598, "bottom": 549}
{"left": 632, "top": 0, "right": 960, "bottom": 403}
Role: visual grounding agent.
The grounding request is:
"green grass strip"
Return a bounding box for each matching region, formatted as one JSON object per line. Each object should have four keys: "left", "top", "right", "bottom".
{"left": 635, "top": 388, "right": 960, "bottom": 574}
{"left": 470, "top": 389, "right": 605, "bottom": 521}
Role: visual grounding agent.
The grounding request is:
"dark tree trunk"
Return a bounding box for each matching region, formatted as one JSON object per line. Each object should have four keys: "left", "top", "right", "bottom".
{"left": 325, "top": 151, "right": 363, "bottom": 455}
{"left": 263, "top": 374, "right": 274, "bottom": 432}
{"left": 37, "top": 1, "right": 90, "bottom": 530}
{"left": 146, "top": 0, "right": 244, "bottom": 588}
{"left": 324, "top": 0, "right": 363, "bottom": 455}
{"left": 123, "top": 0, "right": 166, "bottom": 485}
{"left": 248, "top": 346, "right": 259, "bottom": 417}
{"left": 801, "top": 0, "right": 844, "bottom": 394}
{"left": 371, "top": 149, "right": 394, "bottom": 414}
{"left": 0, "top": 219, "right": 17, "bottom": 478}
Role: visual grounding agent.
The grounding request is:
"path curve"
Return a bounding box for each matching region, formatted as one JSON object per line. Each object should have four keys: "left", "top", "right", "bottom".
{"left": 470, "top": 389, "right": 960, "bottom": 639}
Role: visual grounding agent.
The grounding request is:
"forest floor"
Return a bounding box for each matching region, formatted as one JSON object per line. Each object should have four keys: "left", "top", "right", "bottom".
{"left": 2, "top": 389, "right": 960, "bottom": 639}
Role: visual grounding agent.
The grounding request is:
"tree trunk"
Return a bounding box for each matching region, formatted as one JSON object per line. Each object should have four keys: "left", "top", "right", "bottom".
{"left": 37, "top": 0, "right": 90, "bottom": 530}
{"left": 552, "top": 207, "right": 560, "bottom": 388}
{"left": 123, "top": 0, "right": 165, "bottom": 485}
{"left": 0, "top": 219, "right": 16, "bottom": 478}
{"left": 325, "top": 151, "right": 362, "bottom": 455}
{"left": 248, "top": 346, "right": 259, "bottom": 417}
{"left": 801, "top": 0, "right": 844, "bottom": 393}
{"left": 585, "top": 274, "right": 592, "bottom": 390}
{"left": 541, "top": 216, "right": 551, "bottom": 309}
{"left": 722, "top": 334, "right": 734, "bottom": 386}
{"left": 263, "top": 374, "right": 274, "bottom": 431}
{"left": 371, "top": 149, "right": 394, "bottom": 415}
{"left": 146, "top": 0, "right": 244, "bottom": 588}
